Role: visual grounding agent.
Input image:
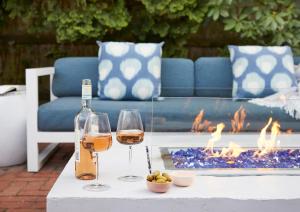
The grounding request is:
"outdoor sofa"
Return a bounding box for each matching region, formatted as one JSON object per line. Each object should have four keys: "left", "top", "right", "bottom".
{"left": 26, "top": 57, "right": 300, "bottom": 171}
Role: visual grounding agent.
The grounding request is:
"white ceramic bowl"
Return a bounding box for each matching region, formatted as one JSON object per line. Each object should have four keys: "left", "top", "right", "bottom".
{"left": 171, "top": 171, "right": 195, "bottom": 187}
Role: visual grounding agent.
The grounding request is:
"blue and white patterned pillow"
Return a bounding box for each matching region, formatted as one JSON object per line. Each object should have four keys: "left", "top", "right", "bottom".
{"left": 97, "top": 41, "right": 164, "bottom": 100}
{"left": 228, "top": 45, "right": 297, "bottom": 99}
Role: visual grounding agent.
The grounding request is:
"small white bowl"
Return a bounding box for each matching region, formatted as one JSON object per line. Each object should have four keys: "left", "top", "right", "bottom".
{"left": 171, "top": 171, "right": 195, "bottom": 187}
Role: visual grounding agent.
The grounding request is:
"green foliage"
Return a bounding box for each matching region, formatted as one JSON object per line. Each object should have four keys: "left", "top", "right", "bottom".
{"left": 1, "top": 0, "right": 300, "bottom": 56}
{"left": 47, "top": 1, "right": 130, "bottom": 42}
{"left": 218, "top": 0, "right": 300, "bottom": 54}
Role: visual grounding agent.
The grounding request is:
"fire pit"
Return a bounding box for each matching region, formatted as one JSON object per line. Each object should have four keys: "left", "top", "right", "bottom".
{"left": 170, "top": 147, "right": 300, "bottom": 169}
{"left": 160, "top": 117, "right": 300, "bottom": 172}
{"left": 150, "top": 97, "right": 300, "bottom": 175}
{"left": 168, "top": 116, "right": 300, "bottom": 169}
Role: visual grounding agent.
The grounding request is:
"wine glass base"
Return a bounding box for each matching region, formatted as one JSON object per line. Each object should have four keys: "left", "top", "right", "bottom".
{"left": 83, "top": 183, "right": 110, "bottom": 192}
{"left": 118, "top": 175, "right": 143, "bottom": 182}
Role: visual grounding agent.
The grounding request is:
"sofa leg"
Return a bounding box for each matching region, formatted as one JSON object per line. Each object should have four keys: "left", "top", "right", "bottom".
{"left": 38, "top": 143, "right": 59, "bottom": 169}
{"left": 27, "top": 140, "right": 59, "bottom": 172}
{"left": 27, "top": 139, "right": 40, "bottom": 172}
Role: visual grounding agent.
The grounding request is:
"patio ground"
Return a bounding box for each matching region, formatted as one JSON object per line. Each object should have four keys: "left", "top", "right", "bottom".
{"left": 0, "top": 144, "right": 74, "bottom": 212}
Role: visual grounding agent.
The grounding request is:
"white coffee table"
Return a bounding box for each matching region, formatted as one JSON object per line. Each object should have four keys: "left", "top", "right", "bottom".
{"left": 47, "top": 133, "right": 300, "bottom": 212}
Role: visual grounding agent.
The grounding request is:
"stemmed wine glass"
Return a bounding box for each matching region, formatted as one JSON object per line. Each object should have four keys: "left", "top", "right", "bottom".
{"left": 82, "top": 113, "right": 112, "bottom": 191}
{"left": 117, "top": 109, "right": 144, "bottom": 182}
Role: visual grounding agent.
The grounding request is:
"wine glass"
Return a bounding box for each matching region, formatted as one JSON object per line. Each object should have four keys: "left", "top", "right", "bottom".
{"left": 82, "top": 113, "right": 112, "bottom": 191}
{"left": 117, "top": 109, "right": 144, "bottom": 182}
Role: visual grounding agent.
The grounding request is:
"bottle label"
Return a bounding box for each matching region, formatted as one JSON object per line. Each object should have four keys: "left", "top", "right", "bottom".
{"left": 92, "top": 152, "right": 97, "bottom": 163}
{"left": 75, "top": 132, "right": 80, "bottom": 162}
{"left": 82, "top": 84, "right": 92, "bottom": 100}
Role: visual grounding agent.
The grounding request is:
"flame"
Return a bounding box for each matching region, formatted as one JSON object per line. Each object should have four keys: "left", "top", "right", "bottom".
{"left": 231, "top": 106, "right": 247, "bottom": 133}
{"left": 192, "top": 110, "right": 215, "bottom": 133}
{"left": 194, "top": 108, "right": 284, "bottom": 159}
{"left": 254, "top": 118, "right": 280, "bottom": 157}
{"left": 203, "top": 117, "right": 281, "bottom": 159}
{"left": 228, "top": 142, "right": 246, "bottom": 157}
{"left": 211, "top": 142, "right": 246, "bottom": 158}
{"left": 193, "top": 107, "right": 248, "bottom": 133}
{"left": 192, "top": 110, "right": 204, "bottom": 132}
{"left": 205, "top": 123, "right": 225, "bottom": 154}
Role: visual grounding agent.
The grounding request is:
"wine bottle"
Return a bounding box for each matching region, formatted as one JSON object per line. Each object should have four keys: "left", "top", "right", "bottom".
{"left": 74, "top": 79, "right": 96, "bottom": 180}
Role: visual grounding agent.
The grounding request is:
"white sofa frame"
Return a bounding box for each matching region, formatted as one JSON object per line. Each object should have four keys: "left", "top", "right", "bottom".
{"left": 26, "top": 67, "right": 74, "bottom": 172}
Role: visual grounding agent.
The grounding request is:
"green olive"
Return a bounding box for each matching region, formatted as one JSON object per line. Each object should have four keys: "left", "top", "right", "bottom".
{"left": 165, "top": 176, "right": 172, "bottom": 182}
{"left": 162, "top": 173, "right": 171, "bottom": 179}
{"left": 146, "top": 171, "right": 172, "bottom": 183}
{"left": 155, "top": 175, "right": 162, "bottom": 178}
{"left": 156, "top": 179, "right": 166, "bottom": 183}
{"left": 147, "top": 175, "right": 154, "bottom": 181}
{"left": 160, "top": 176, "right": 168, "bottom": 181}
{"left": 152, "top": 171, "right": 160, "bottom": 177}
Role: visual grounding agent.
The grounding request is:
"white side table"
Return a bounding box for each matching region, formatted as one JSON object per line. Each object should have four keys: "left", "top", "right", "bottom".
{"left": 0, "top": 85, "right": 26, "bottom": 167}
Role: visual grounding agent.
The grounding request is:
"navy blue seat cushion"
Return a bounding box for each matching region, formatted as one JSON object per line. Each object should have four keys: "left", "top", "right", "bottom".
{"left": 52, "top": 57, "right": 194, "bottom": 98}
{"left": 38, "top": 97, "right": 299, "bottom": 132}
{"left": 53, "top": 57, "right": 99, "bottom": 97}
{"left": 194, "top": 57, "right": 233, "bottom": 97}
{"left": 38, "top": 97, "right": 153, "bottom": 132}
{"left": 160, "top": 58, "right": 194, "bottom": 97}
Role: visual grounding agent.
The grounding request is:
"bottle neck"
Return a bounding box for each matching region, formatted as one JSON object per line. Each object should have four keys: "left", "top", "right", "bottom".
{"left": 81, "top": 79, "right": 92, "bottom": 110}
{"left": 81, "top": 99, "right": 92, "bottom": 109}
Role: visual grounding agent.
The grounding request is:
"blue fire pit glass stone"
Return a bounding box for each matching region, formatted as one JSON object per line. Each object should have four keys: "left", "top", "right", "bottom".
{"left": 170, "top": 148, "right": 300, "bottom": 169}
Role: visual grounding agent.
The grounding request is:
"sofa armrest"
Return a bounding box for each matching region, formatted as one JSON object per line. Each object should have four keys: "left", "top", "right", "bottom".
{"left": 26, "top": 67, "right": 55, "bottom": 132}
{"left": 26, "top": 67, "right": 54, "bottom": 77}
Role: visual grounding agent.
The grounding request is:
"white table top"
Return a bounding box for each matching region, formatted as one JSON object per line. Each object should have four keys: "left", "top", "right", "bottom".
{"left": 47, "top": 133, "right": 300, "bottom": 211}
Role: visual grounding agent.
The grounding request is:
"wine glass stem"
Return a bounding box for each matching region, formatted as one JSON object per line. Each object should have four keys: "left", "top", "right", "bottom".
{"left": 128, "top": 145, "right": 133, "bottom": 176}
{"left": 96, "top": 153, "right": 101, "bottom": 185}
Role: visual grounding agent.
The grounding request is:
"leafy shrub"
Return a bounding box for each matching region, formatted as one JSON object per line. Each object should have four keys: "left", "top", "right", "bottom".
{"left": 1, "top": 0, "right": 299, "bottom": 56}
